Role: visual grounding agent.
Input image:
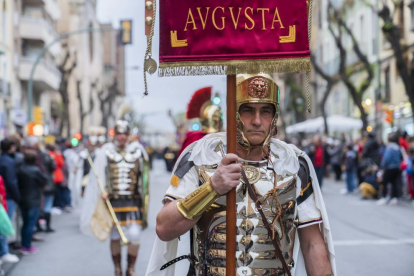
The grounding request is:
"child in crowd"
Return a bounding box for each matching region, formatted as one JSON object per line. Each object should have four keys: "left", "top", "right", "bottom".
{"left": 359, "top": 165, "right": 380, "bottom": 200}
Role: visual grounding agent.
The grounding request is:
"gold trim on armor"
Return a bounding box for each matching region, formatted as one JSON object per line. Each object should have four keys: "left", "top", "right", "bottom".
{"left": 113, "top": 207, "right": 139, "bottom": 212}
{"left": 176, "top": 180, "right": 220, "bottom": 220}
{"left": 198, "top": 169, "right": 210, "bottom": 184}
{"left": 170, "top": 175, "right": 180, "bottom": 187}
{"left": 120, "top": 220, "right": 143, "bottom": 226}
{"left": 300, "top": 182, "right": 311, "bottom": 196}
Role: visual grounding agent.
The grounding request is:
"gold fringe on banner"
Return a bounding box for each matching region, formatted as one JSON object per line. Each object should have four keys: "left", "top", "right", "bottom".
{"left": 158, "top": 57, "right": 311, "bottom": 77}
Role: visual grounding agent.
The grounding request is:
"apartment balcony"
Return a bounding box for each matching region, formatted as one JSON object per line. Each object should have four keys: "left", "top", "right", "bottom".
{"left": 19, "top": 16, "right": 61, "bottom": 58}
{"left": 24, "top": 0, "right": 61, "bottom": 21}
{"left": 43, "top": 0, "right": 61, "bottom": 21}
{"left": 19, "top": 57, "right": 61, "bottom": 91}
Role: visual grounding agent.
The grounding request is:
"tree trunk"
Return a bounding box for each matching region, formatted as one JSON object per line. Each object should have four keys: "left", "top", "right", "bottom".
{"left": 347, "top": 87, "right": 368, "bottom": 130}
{"left": 58, "top": 51, "right": 76, "bottom": 137}
{"left": 59, "top": 93, "right": 70, "bottom": 137}
{"left": 321, "top": 82, "right": 333, "bottom": 135}
{"left": 379, "top": 4, "right": 414, "bottom": 126}
{"left": 327, "top": 3, "right": 373, "bottom": 132}
{"left": 75, "top": 81, "right": 83, "bottom": 135}
{"left": 310, "top": 54, "right": 339, "bottom": 136}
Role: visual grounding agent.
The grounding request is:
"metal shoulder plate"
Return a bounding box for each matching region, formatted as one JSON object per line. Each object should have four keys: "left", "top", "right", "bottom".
{"left": 170, "top": 151, "right": 195, "bottom": 187}
{"left": 297, "top": 156, "right": 314, "bottom": 205}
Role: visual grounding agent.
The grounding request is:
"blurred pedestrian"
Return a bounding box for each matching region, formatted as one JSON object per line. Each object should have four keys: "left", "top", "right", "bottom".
{"left": 308, "top": 135, "right": 329, "bottom": 187}
{"left": 0, "top": 174, "right": 14, "bottom": 275}
{"left": 405, "top": 144, "right": 414, "bottom": 200}
{"left": 362, "top": 133, "right": 381, "bottom": 165}
{"left": 63, "top": 142, "right": 82, "bottom": 207}
{"left": 327, "top": 139, "right": 343, "bottom": 181}
{"left": 47, "top": 144, "right": 71, "bottom": 211}
{"left": 377, "top": 133, "right": 403, "bottom": 205}
{"left": 399, "top": 131, "right": 408, "bottom": 151}
{"left": 8, "top": 135, "right": 24, "bottom": 170}
{"left": 17, "top": 150, "right": 47, "bottom": 255}
{"left": 0, "top": 138, "right": 20, "bottom": 263}
{"left": 27, "top": 137, "right": 56, "bottom": 232}
{"left": 342, "top": 144, "right": 357, "bottom": 194}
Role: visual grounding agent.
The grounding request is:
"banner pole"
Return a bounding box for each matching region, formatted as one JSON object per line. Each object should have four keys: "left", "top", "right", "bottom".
{"left": 226, "top": 75, "right": 237, "bottom": 276}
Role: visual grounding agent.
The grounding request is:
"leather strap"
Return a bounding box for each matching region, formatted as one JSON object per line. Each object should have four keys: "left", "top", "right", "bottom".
{"left": 160, "top": 254, "right": 195, "bottom": 271}
{"left": 241, "top": 169, "right": 292, "bottom": 276}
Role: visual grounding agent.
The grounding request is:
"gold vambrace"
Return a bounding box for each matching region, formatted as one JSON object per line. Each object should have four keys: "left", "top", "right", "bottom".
{"left": 176, "top": 180, "right": 220, "bottom": 220}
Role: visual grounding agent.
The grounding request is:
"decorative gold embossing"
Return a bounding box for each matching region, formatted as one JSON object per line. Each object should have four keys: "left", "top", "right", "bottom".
{"left": 247, "top": 78, "right": 269, "bottom": 98}
{"left": 241, "top": 165, "right": 261, "bottom": 184}
{"left": 300, "top": 181, "right": 311, "bottom": 196}
{"left": 170, "top": 30, "right": 188, "bottom": 47}
{"left": 279, "top": 25, "right": 296, "bottom": 43}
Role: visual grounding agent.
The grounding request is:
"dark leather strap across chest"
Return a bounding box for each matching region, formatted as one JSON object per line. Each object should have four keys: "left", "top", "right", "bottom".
{"left": 241, "top": 168, "right": 292, "bottom": 276}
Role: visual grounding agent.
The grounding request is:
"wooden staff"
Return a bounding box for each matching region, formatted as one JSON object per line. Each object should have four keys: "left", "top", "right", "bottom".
{"left": 226, "top": 75, "right": 237, "bottom": 276}
{"left": 87, "top": 155, "right": 129, "bottom": 245}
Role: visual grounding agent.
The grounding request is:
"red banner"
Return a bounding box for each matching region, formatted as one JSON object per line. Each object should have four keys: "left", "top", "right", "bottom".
{"left": 159, "top": 0, "right": 311, "bottom": 76}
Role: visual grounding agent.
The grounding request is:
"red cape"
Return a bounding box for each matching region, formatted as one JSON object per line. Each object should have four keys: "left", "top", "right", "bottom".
{"left": 177, "top": 131, "right": 207, "bottom": 157}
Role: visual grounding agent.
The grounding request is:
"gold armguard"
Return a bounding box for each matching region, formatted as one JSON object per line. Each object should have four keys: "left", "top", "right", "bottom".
{"left": 176, "top": 180, "right": 220, "bottom": 220}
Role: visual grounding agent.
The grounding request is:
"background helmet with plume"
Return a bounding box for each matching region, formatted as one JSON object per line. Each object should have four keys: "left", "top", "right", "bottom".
{"left": 186, "top": 87, "right": 223, "bottom": 134}
{"left": 115, "top": 104, "right": 133, "bottom": 135}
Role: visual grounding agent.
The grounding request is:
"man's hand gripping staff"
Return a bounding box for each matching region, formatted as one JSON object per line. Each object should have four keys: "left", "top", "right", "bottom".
{"left": 176, "top": 154, "right": 242, "bottom": 221}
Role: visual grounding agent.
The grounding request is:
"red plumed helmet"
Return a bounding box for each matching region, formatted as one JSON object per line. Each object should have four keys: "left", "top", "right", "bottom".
{"left": 186, "top": 87, "right": 212, "bottom": 119}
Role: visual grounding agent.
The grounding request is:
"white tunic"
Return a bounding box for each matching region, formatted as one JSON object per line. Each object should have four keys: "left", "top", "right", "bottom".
{"left": 146, "top": 133, "right": 336, "bottom": 276}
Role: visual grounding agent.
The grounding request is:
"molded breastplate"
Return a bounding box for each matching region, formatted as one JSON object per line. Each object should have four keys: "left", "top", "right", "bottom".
{"left": 105, "top": 148, "right": 142, "bottom": 199}
{"left": 193, "top": 158, "right": 297, "bottom": 276}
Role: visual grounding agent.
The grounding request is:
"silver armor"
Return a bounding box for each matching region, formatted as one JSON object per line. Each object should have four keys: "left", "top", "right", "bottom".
{"left": 104, "top": 145, "right": 149, "bottom": 227}
{"left": 193, "top": 152, "right": 298, "bottom": 276}
{"left": 105, "top": 148, "right": 144, "bottom": 199}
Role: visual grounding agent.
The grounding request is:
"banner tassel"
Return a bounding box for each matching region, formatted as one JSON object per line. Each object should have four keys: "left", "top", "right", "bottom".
{"left": 306, "top": 71, "right": 311, "bottom": 113}
{"left": 158, "top": 58, "right": 311, "bottom": 77}
{"left": 306, "top": 0, "right": 313, "bottom": 113}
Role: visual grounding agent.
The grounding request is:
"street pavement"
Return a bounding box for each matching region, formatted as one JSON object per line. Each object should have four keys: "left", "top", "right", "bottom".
{"left": 5, "top": 159, "right": 414, "bottom": 276}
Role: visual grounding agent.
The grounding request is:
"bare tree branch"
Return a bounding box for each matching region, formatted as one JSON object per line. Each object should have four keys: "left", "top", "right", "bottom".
{"left": 325, "top": 0, "right": 373, "bottom": 130}
{"left": 58, "top": 51, "right": 77, "bottom": 137}
{"left": 378, "top": 0, "right": 414, "bottom": 125}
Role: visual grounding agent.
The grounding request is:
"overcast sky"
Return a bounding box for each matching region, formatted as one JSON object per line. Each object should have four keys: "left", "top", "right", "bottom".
{"left": 96, "top": 0, "right": 227, "bottom": 133}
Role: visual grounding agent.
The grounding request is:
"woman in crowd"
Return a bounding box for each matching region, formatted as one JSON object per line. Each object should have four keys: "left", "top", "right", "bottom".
{"left": 17, "top": 150, "right": 47, "bottom": 255}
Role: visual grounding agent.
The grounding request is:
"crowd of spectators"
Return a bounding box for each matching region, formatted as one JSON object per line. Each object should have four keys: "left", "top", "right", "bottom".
{"left": 295, "top": 131, "right": 414, "bottom": 205}
{"left": 0, "top": 135, "right": 74, "bottom": 273}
